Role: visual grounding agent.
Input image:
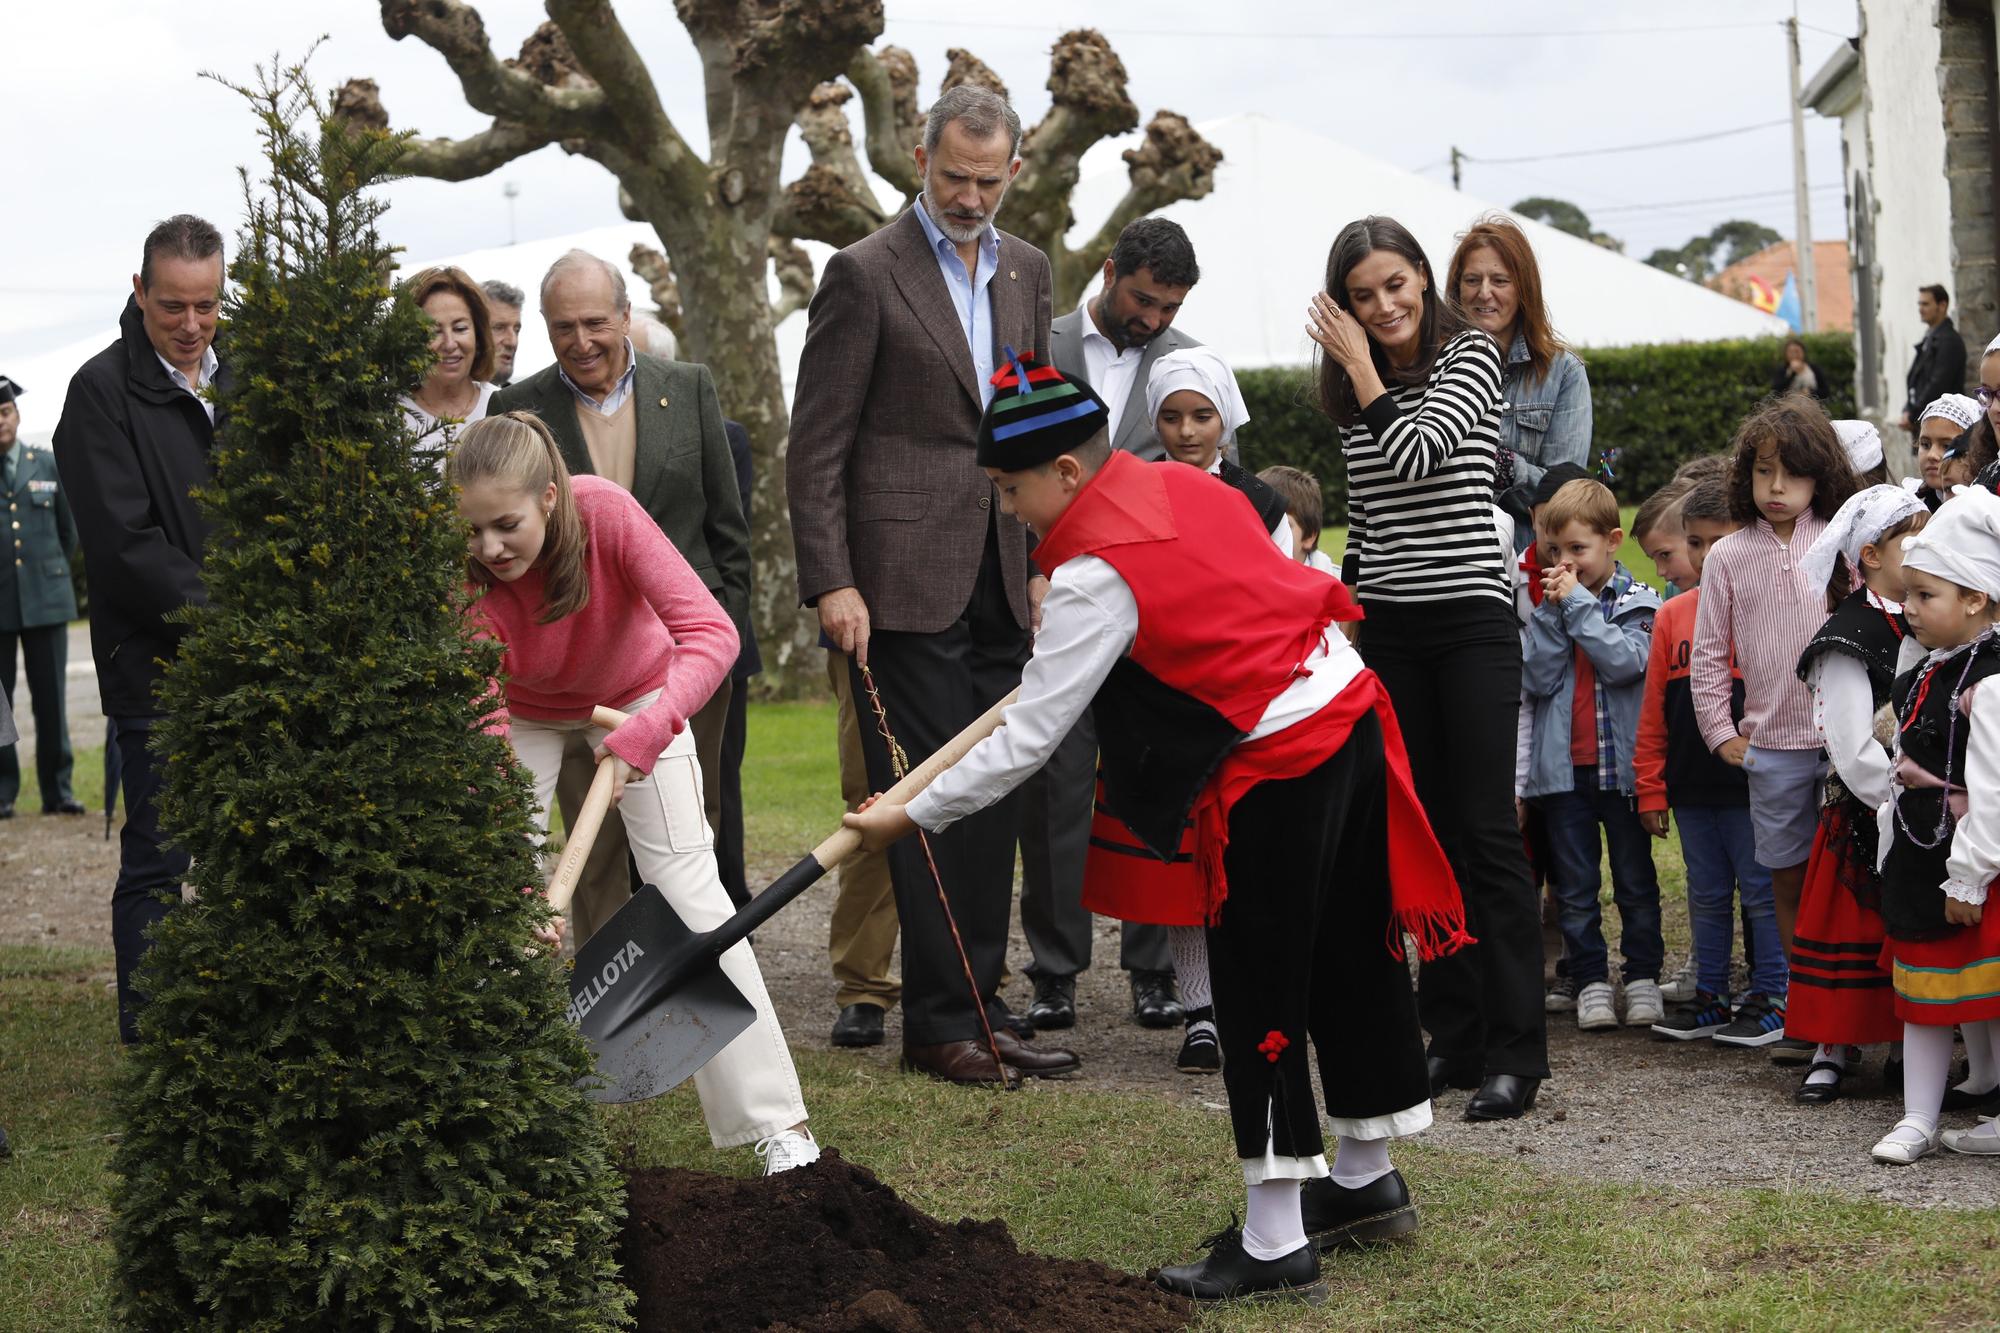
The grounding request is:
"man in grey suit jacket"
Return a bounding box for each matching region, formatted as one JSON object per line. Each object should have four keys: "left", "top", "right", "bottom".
{"left": 1018, "top": 220, "right": 1204, "bottom": 1045}
{"left": 490, "top": 250, "right": 750, "bottom": 947}
{"left": 789, "top": 86, "right": 1079, "bottom": 1086}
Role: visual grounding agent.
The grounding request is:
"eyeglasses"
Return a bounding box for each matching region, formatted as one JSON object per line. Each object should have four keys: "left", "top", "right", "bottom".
{"left": 1977, "top": 386, "right": 1998, "bottom": 407}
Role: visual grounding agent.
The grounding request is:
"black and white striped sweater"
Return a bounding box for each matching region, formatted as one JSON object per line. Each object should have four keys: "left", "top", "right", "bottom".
{"left": 1338, "top": 328, "right": 1511, "bottom": 607}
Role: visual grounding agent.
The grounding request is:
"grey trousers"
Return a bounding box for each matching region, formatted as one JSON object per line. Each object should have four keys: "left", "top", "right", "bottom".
{"left": 1017, "top": 710, "right": 1171, "bottom": 979}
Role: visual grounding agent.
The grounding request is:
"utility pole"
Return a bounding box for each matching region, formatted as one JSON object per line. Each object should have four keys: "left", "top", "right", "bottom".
{"left": 1450, "top": 145, "right": 1463, "bottom": 191}
{"left": 503, "top": 180, "right": 521, "bottom": 247}
{"left": 1785, "top": 12, "right": 1818, "bottom": 332}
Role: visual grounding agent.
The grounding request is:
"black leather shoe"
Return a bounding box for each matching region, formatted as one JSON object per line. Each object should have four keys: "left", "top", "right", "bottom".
{"left": 830, "top": 1003, "right": 885, "bottom": 1048}
{"left": 1027, "top": 974, "right": 1076, "bottom": 1030}
{"left": 0, "top": 801, "right": 13, "bottom": 820}
{"left": 1300, "top": 1170, "right": 1418, "bottom": 1251}
{"left": 1130, "top": 969, "right": 1184, "bottom": 1029}
{"left": 1464, "top": 1073, "right": 1540, "bottom": 1121}
{"left": 1794, "top": 1059, "right": 1846, "bottom": 1105}
{"left": 1427, "top": 1054, "right": 1482, "bottom": 1097}
{"left": 1882, "top": 1057, "right": 1904, "bottom": 1096}
{"left": 1154, "top": 1221, "right": 1326, "bottom": 1305}
{"left": 43, "top": 798, "right": 86, "bottom": 816}
{"left": 993, "top": 1001, "right": 1035, "bottom": 1039}
{"left": 1941, "top": 1080, "right": 2000, "bottom": 1112}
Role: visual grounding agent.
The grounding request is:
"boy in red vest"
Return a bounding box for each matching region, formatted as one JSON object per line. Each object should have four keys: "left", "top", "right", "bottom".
{"left": 847, "top": 352, "right": 1468, "bottom": 1306}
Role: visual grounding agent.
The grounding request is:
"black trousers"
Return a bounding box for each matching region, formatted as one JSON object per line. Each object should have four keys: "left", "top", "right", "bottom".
{"left": 849, "top": 525, "right": 1029, "bottom": 1045}
{"left": 716, "top": 673, "right": 751, "bottom": 909}
{"left": 1360, "top": 599, "right": 1549, "bottom": 1080}
{"left": 1018, "top": 709, "right": 1171, "bottom": 979}
{"left": 0, "top": 623, "right": 74, "bottom": 807}
{"left": 1209, "top": 711, "right": 1431, "bottom": 1160}
{"left": 110, "top": 717, "right": 188, "bottom": 1044}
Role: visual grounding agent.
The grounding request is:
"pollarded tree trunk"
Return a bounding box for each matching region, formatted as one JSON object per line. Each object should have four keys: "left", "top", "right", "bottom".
{"left": 360, "top": 4, "right": 1221, "bottom": 694}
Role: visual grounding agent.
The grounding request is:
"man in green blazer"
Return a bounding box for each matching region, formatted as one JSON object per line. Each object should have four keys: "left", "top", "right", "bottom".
{"left": 0, "top": 376, "right": 85, "bottom": 818}
{"left": 489, "top": 251, "right": 750, "bottom": 944}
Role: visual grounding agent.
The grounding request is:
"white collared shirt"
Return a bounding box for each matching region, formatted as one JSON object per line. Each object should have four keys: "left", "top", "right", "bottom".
{"left": 559, "top": 338, "right": 639, "bottom": 416}
{"left": 1078, "top": 287, "right": 1142, "bottom": 441}
{"left": 156, "top": 344, "right": 219, "bottom": 424}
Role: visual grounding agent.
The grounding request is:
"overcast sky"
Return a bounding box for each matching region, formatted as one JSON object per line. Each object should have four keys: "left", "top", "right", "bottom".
{"left": 0, "top": 0, "right": 1857, "bottom": 371}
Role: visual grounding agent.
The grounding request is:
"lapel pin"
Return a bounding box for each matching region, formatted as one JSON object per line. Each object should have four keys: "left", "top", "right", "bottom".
{"left": 659, "top": 396, "right": 670, "bottom": 407}
{"left": 1009, "top": 270, "right": 1017, "bottom": 280}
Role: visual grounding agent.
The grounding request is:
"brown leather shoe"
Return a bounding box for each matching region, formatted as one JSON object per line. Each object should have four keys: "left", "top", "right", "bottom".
{"left": 901, "top": 1039, "right": 1022, "bottom": 1087}
{"left": 991, "top": 1026, "right": 1081, "bottom": 1077}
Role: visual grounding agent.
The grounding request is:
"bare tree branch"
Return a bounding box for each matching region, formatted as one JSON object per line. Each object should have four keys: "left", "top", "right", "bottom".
{"left": 629, "top": 243, "right": 685, "bottom": 343}
{"left": 796, "top": 81, "right": 883, "bottom": 216}
{"left": 846, "top": 46, "right": 922, "bottom": 204}
{"left": 379, "top": 0, "right": 603, "bottom": 132}
{"left": 769, "top": 237, "right": 815, "bottom": 323}
{"left": 941, "top": 47, "right": 1009, "bottom": 98}
{"left": 544, "top": 0, "right": 682, "bottom": 159}
{"left": 1006, "top": 30, "right": 1139, "bottom": 242}
{"left": 1072, "top": 110, "right": 1224, "bottom": 265}
{"left": 774, "top": 163, "right": 885, "bottom": 248}
{"left": 336, "top": 77, "right": 554, "bottom": 182}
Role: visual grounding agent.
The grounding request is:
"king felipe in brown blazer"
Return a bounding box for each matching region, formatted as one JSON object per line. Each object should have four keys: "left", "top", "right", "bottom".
{"left": 789, "top": 197, "right": 1068, "bottom": 1083}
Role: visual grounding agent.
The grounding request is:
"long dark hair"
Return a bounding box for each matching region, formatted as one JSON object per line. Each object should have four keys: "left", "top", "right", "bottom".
{"left": 1725, "top": 395, "right": 1858, "bottom": 609}
{"left": 1315, "top": 215, "right": 1468, "bottom": 427}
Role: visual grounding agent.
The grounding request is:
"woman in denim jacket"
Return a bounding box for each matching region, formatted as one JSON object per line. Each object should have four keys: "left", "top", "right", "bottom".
{"left": 1450, "top": 216, "right": 1593, "bottom": 530}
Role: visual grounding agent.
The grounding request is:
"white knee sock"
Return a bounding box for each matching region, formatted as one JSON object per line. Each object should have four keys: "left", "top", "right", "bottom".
{"left": 1170, "top": 925, "right": 1212, "bottom": 1013}
{"left": 1959, "top": 1021, "right": 1998, "bottom": 1093}
{"left": 1804, "top": 1043, "right": 1850, "bottom": 1089}
{"left": 1901, "top": 1023, "right": 1956, "bottom": 1133}
{"left": 1241, "top": 1177, "right": 1307, "bottom": 1260}
{"left": 1331, "top": 1135, "right": 1393, "bottom": 1190}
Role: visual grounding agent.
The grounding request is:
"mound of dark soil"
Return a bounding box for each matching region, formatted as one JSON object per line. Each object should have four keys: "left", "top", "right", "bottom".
{"left": 619, "top": 1151, "right": 1192, "bottom": 1332}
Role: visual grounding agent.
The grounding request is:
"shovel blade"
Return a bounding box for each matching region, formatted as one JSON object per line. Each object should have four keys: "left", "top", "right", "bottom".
{"left": 566, "top": 884, "right": 756, "bottom": 1103}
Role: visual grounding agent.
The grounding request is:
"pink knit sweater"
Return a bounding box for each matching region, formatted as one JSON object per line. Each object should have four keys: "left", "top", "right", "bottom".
{"left": 472, "top": 475, "right": 737, "bottom": 774}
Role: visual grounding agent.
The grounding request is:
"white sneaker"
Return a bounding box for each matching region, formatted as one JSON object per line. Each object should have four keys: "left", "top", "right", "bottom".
{"left": 1576, "top": 981, "right": 1618, "bottom": 1031}
{"left": 755, "top": 1129, "right": 821, "bottom": 1176}
{"left": 1659, "top": 959, "right": 1699, "bottom": 1004}
{"left": 1870, "top": 1116, "right": 1940, "bottom": 1165}
{"left": 1943, "top": 1116, "right": 2000, "bottom": 1155}
{"left": 1623, "top": 979, "right": 1665, "bottom": 1027}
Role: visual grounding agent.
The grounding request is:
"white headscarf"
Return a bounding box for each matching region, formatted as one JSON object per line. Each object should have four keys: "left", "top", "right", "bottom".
{"left": 1833, "top": 419, "right": 1883, "bottom": 474}
{"left": 1902, "top": 484, "right": 2000, "bottom": 599}
{"left": 1800, "top": 484, "right": 1927, "bottom": 592}
{"left": 1986, "top": 331, "right": 2000, "bottom": 357}
{"left": 1146, "top": 347, "right": 1250, "bottom": 446}
{"left": 1921, "top": 394, "right": 1982, "bottom": 433}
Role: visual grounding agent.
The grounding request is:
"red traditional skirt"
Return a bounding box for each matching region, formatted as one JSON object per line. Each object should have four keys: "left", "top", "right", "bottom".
{"left": 1081, "top": 777, "right": 1205, "bottom": 927}
{"left": 1787, "top": 805, "right": 1900, "bottom": 1045}
{"left": 1880, "top": 899, "right": 2000, "bottom": 1026}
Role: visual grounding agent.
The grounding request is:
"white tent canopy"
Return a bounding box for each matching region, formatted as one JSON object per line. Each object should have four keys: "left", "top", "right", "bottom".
{"left": 10, "top": 115, "right": 1786, "bottom": 442}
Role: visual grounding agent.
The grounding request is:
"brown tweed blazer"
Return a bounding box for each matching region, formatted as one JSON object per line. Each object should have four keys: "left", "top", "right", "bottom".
{"left": 787, "top": 208, "right": 1054, "bottom": 633}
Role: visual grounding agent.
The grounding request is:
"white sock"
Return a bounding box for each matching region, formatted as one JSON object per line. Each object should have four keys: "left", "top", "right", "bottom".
{"left": 1804, "top": 1043, "right": 1848, "bottom": 1088}
{"left": 1331, "top": 1135, "right": 1393, "bottom": 1190}
{"left": 1241, "top": 1178, "right": 1306, "bottom": 1260}
{"left": 1959, "top": 1021, "right": 1998, "bottom": 1093}
{"left": 1902, "top": 1023, "right": 1955, "bottom": 1134}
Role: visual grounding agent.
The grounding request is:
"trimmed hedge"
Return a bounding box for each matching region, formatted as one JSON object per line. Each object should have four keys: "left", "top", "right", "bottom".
{"left": 1236, "top": 332, "right": 1857, "bottom": 519}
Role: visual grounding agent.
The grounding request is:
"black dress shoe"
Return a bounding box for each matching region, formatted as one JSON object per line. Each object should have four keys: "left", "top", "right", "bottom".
{"left": 1427, "top": 1054, "right": 1482, "bottom": 1097}
{"left": 1300, "top": 1169, "right": 1418, "bottom": 1251}
{"left": 1130, "top": 969, "right": 1184, "bottom": 1029}
{"left": 1882, "top": 1057, "right": 1904, "bottom": 1096}
{"left": 1154, "top": 1222, "right": 1326, "bottom": 1306}
{"left": 43, "top": 798, "right": 86, "bottom": 816}
{"left": 990, "top": 1026, "right": 1081, "bottom": 1077}
{"left": 1464, "top": 1073, "right": 1540, "bottom": 1121}
{"left": 1794, "top": 1059, "right": 1846, "bottom": 1105}
{"left": 0, "top": 801, "right": 13, "bottom": 819}
{"left": 1026, "top": 974, "right": 1076, "bottom": 1030}
{"left": 1941, "top": 1080, "right": 2000, "bottom": 1112}
{"left": 993, "top": 1002, "right": 1035, "bottom": 1040}
{"left": 830, "top": 1003, "right": 885, "bottom": 1048}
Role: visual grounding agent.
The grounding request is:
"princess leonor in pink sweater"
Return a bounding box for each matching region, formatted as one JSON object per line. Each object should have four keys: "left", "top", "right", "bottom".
{"left": 448, "top": 410, "right": 819, "bottom": 1174}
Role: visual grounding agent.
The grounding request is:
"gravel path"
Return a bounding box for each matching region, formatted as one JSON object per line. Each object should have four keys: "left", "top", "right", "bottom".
{"left": 12, "top": 817, "right": 2000, "bottom": 1212}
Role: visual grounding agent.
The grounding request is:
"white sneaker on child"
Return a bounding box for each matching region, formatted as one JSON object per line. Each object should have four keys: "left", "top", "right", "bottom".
{"left": 1659, "top": 959, "right": 1698, "bottom": 1004}
{"left": 755, "top": 1129, "right": 821, "bottom": 1176}
{"left": 1623, "top": 979, "right": 1665, "bottom": 1027}
{"left": 1869, "top": 1116, "right": 1940, "bottom": 1165}
{"left": 1576, "top": 981, "right": 1618, "bottom": 1031}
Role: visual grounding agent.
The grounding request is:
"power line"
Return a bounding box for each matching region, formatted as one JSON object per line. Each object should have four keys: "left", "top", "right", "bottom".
{"left": 1463, "top": 119, "right": 1793, "bottom": 166}
{"left": 1586, "top": 183, "right": 1843, "bottom": 216}
{"left": 890, "top": 17, "right": 1778, "bottom": 41}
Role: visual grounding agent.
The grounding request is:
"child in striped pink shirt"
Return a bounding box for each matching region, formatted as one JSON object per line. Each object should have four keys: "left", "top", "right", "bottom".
{"left": 1690, "top": 398, "right": 1858, "bottom": 1051}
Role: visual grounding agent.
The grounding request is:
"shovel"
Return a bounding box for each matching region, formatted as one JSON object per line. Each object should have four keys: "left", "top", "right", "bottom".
{"left": 547, "top": 687, "right": 1019, "bottom": 1103}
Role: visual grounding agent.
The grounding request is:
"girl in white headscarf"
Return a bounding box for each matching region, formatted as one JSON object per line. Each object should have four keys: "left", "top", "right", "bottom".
{"left": 1870, "top": 486, "right": 2000, "bottom": 1163}
{"left": 1787, "top": 486, "right": 1929, "bottom": 1106}
{"left": 1147, "top": 346, "right": 1293, "bottom": 554}
{"left": 1912, "top": 394, "right": 1982, "bottom": 509}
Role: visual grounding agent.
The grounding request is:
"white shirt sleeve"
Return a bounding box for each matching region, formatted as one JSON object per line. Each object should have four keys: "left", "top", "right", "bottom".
{"left": 1943, "top": 689, "right": 2000, "bottom": 906}
{"left": 1272, "top": 513, "right": 1295, "bottom": 559}
{"left": 906, "top": 556, "right": 1136, "bottom": 832}
{"left": 1813, "top": 654, "right": 1892, "bottom": 810}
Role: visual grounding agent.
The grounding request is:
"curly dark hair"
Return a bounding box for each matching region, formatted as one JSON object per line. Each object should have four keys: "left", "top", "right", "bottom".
{"left": 1725, "top": 394, "right": 1858, "bottom": 608}
{"left": 1106, "top": 217, "right": 1200, "bottom": 289}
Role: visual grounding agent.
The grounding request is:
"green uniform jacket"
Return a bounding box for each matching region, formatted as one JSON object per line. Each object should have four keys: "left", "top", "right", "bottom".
{"left": 0, "top": 444, "right": 79, "bottom": 631}
{"left": 489, "top": 353, "right": 751, "bottom": 642}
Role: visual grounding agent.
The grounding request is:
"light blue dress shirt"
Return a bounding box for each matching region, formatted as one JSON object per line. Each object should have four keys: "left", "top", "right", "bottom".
{"left": 912, "top": 197, "right": 1000, "bottom": 406}
{"left": 558, "top": 337, "right": 639, "bottom": 416}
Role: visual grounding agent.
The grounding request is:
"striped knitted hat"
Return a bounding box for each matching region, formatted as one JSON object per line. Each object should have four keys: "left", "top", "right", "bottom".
{"left": 975, "top": 346, "right": 1110, "bottom": 470}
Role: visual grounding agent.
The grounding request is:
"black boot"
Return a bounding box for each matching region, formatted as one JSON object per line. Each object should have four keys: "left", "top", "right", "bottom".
{"left": 1300, "top": 1170, "right": 1418, "bottom": 1250}
{"left": 1153, "top": 1221, "right": 1326, "bottom": 1306}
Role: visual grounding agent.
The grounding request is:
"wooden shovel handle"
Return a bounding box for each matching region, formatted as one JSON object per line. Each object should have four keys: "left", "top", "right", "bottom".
{"left": 590, "top": 686, "right": 1021, "bottom": 872}
{"left": 545, "top": 755, "right": 617, "bottom": 918}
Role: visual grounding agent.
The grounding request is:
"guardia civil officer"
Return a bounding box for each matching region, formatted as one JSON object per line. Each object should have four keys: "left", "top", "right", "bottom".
{"left": 0, "top": 375, "right": 83, "bottom": 820}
